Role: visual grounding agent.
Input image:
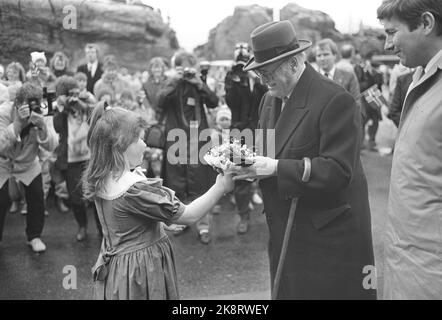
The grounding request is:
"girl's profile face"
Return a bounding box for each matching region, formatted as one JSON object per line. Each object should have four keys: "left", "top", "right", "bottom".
{"left": 124, "top": 130, "right": 146, "bottom": 170}
{"left": 218, "top": 117, "right": 231, "bottom": 130}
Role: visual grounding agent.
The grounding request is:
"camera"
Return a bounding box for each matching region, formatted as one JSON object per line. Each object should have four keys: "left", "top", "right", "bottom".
{"left": 183, "top": 67, "right": 197, "bottom": 80}
{"left": 43, "top": 87, "right": 55, "bottom": 116}
{"left": 24, "top": 87, "right": 55, "bottom": 116}
{"left": 27, "top": 97, "right": 44, "bottom": 114}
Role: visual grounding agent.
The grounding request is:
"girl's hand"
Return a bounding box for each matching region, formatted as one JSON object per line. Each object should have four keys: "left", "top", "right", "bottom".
{"left": 216, "top": 172, "right": 235, "bottom": 194}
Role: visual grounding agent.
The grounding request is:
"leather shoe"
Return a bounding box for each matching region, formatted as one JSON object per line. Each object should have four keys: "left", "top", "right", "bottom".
{"left": 198, "top": 231, "right": 211, "bottom": 244}
{"left": 237, "top": 220, "right": 249, "bottom": 235}
{"left": 76, "top": 227, "right": 87, "bottom": 241}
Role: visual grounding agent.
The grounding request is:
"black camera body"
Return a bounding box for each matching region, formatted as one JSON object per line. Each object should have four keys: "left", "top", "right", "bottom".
{"left": 183, "top": 67, "right": 197, "bottom": 80}
{"left": 27, "top": 98, "right": 43, "bottom": 114}
{"left": 43, "top": 87, "right": 55, "bottom": 116}
{"left": 65, "top": 96, "right": 87, "bottom": 116}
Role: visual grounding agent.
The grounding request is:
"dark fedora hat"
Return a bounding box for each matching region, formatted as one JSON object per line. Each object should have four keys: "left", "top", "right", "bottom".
{"left": 243, "top": 20, "right": 312, "bottom": 72}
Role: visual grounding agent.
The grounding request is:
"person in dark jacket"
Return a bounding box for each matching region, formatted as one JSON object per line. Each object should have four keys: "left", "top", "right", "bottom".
{"left": 388, "top": 71, "right": 414, "bottom": 128}
{"left": 76, "top": 44, "right": 104, "bottom": 94}
{"left": 224, "top": 43, "right": 256, "bottom": 234}
{"left": 355, "top": 54, "right": 384, "bottom": 150}
{"left": 235, "top": 20, "right": 376, "bottom": 300}
{"left": 250, "top": 78, "right": 268, "bottom": 130}
{"left": 158, "top": 51, "right": 219, "bottom": 244}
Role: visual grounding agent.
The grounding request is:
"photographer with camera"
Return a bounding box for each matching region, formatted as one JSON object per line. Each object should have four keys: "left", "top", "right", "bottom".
{"left": 0, "top": 83, "right": 58, "bottom": 252}
{"left": 158, "top": 50, "right": 219, "bottom": 244}
{"left": 53, "top": 76, "right": 101, "bottom": 241}
{"left": 27, "top": 52, "right": 56, "bottom": 88}
{"left": 224, "top": 42, "right": 264, "bottom": 234}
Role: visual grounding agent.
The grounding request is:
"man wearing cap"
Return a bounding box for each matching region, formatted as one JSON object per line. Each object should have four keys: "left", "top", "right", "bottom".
{"left": 234, "top": 20, "right": 376, "bottom": 300}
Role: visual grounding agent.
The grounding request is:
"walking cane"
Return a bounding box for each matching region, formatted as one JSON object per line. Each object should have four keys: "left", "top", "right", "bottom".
{"left": 272, "top": 197, "right": 298, "bottom": 300}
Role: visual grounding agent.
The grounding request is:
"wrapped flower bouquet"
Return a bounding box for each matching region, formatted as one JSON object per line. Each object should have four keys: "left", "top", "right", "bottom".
{"left": 204, "top": 138, "right": 256, "bottom": 174}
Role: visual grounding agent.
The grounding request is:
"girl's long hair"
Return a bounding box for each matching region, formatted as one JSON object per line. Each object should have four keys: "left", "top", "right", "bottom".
{"left": 6, "top": 62, "right": 26, "bottom": 83}
{"left": 83, "top": 101, "right": 147, "bottom": 200}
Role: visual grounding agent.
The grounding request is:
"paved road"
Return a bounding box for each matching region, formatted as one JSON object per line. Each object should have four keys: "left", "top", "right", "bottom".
{"left": 0, "top": 150, "right": 391, "bottom": 300}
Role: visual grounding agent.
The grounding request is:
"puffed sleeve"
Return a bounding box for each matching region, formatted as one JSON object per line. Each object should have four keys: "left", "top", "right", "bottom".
{"left": 115, "top": 181, "right": 185, "bottom": 225}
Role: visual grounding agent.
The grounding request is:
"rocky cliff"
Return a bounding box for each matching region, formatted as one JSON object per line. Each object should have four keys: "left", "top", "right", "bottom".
{"left": 195, "top": 3, "right": 386, "bottom": 61}
{"left": 0, "top": 0, "right": 179, "bottom": 72}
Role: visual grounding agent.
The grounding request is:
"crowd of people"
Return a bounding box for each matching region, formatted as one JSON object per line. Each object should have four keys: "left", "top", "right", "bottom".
{"left": 0, "top": 18, "right": 412, "bottom": 251}
{"left": 0, "top": 41, "right": 268, "bottom": 251}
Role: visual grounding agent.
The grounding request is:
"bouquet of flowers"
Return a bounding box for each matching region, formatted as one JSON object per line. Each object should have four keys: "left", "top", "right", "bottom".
{"left": 204, "top": 138, "right": 256, "bottom": 173}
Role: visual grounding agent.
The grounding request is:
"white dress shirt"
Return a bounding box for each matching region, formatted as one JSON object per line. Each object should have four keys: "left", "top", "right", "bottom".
{"left": 87, "top": 61, "right": 98, "bottom": 78}
{"left": 320, "top": 66, "right": 336, "bottom": 80}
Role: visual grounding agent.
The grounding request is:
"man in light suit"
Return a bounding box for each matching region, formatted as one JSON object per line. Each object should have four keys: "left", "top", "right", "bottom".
{"left": 76, "top": 44, "right": 103, "bottom": 94}
{"left": 378, "top": 0, "right": 442, "bottom": 299}
{"left": 234, "top": 21, "right": 376, "bottom": 300}
{"left": 315, "top": 39, "right": 361, "bottom": 108}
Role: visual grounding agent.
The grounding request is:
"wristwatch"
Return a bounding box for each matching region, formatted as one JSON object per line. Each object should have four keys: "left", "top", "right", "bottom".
{"left": 302, "top": 157, "right": 311, "bottom": 183}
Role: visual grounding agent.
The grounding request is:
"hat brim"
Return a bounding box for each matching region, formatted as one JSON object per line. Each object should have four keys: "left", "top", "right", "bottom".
{"left": 243, "top": 40, "right": 312, "bottom": 72}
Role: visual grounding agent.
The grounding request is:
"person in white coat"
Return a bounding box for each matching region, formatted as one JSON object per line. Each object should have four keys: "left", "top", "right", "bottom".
{"left": 378, "top": 0, "right": 442, "bottom": 299}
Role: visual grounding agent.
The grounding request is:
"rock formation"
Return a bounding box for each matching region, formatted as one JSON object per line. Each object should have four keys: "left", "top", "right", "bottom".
{"left": 195, "top": 3, "right": 344, "bottom": 60}
{"left": 0, "top": 0, "right": 179, "bottom": 72}
{"left": 195, "top": 3, "right": 386, "bottom": 61}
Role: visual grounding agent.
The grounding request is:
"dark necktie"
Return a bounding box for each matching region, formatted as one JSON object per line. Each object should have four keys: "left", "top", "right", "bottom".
{"left": 273, "top": 99, "right": 282, "bottom": 127}
{"left": 324, "top": 72, "right": 330, "bottom": 79}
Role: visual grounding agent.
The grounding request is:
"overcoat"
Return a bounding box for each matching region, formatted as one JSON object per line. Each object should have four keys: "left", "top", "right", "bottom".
{"left": 383, "top": 52, "right": 442, "bottom": 300}
{"left": 258, "top": 63, "right": 376, "bottom": 300}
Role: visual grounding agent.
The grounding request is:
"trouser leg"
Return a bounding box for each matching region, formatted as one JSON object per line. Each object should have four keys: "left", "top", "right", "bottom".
{"left": 66, "top": 162, "right": 88, "bottom": 228}
{"left": 368, "top": 117, "right": 379, "bottom": 142}
{"left": 0, "top": 181, "right": 11, "bottom": 241}
{"left": 234, "top": 180, "right": 253, "bottom": 220}
{"left": 24, "top": 174, "right": 45, "bottom": 241}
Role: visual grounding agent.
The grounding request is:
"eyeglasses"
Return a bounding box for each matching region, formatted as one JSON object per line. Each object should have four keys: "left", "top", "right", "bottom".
{"left": 253, "top": 59, "right": 286, "bottom": 82}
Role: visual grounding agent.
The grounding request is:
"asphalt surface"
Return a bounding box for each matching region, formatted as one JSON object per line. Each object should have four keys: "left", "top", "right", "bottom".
{"left": 0, "top": 150, "right": 391, "bottom": 300}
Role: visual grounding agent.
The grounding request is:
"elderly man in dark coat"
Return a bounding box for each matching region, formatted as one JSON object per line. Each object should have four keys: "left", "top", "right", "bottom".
{"left": 234, "top": 20, "right": 376, "bottom": 300}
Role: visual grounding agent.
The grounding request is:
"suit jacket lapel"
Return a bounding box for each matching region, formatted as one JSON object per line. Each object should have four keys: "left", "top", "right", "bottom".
{"left": 333, "top": 69, "right": 342, "bottom": 85}
{"left": 274, "top": 64, "right": 314, "bottom": 157}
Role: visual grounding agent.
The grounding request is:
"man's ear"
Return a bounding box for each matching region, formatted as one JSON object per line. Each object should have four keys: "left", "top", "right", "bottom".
{"left": 422, "top": 11, "right": 437, "bottom": 36}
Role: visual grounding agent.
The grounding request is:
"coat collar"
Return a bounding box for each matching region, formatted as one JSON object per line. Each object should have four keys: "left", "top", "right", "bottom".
{"left": 272, "top": 63, "right": 315, "bottom": 157}
{"left": 98, "top": 167, "right": 159, "bottom": 200}
{"left": 408, "top": 49, "right": 442, "bottom": 93}
{"left": 400, "top": 51, "right": 442, "bottom": 132}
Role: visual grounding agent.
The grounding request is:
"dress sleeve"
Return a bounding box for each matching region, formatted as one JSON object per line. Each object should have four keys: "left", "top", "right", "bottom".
{"left": 115, "top": 181, "right": 186, "bottom": 225}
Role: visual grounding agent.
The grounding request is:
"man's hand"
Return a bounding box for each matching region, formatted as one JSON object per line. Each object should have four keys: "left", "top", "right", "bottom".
{"left": 232, "top": 156, "right": 278, "bottom": 181}
{"left": 17, "top": 104, "right": 30, "bottom": 120}
{"left": 185, "top": 75, "right": 203, "bottom": 90}
{"left": 29, "top": 112, "right": 46, "bottom": 130}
